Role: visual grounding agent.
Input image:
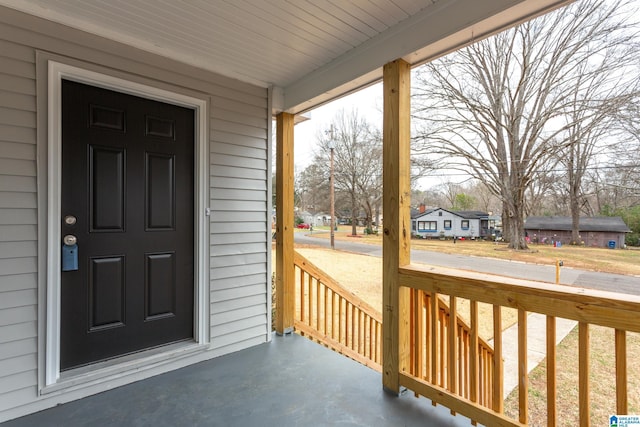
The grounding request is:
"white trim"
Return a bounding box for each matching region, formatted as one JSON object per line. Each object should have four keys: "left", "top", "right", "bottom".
{"left": 265, "top": 86, "right": 274, "bottom": 342}
{"left": 46, "top": 61, "right": 209, "bottom": 387}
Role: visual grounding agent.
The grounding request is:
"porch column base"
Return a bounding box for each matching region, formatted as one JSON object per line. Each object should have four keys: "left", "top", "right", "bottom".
{"left": 276, "top": 327, "right": 294, "bottom": 336}
{"left": 383, "top": 385, "right": 408, "bottom": 397}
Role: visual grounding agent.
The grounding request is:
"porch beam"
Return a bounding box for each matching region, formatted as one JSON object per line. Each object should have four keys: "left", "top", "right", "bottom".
{"left": 382, "top": 59, "right": 411, "bottom": 393}
{"left": 275, "top": 112, "right": 295, "bottom": 335}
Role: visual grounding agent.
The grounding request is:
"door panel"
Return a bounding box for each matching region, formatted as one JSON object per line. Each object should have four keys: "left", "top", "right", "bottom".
{"left": 89, "top": 256, "right": 126, "bottom": 330}
{"left": 60, "top": 80, "right": 195, "bottom": 370}
{"left": 89, "top": 145, "right": 126, "bottom": 231}
{"left": 145, "top": 252, "right": 176, "bottom": 320}
{"left": 145, "top": 153, "right": 175, "bottom": 230}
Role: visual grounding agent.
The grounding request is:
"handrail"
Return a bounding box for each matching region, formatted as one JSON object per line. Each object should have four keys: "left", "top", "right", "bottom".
{"left": 292, "top": 249, "right": 495, "bottom": 408}
{"left": 398, "top": 262, "right": 639, "bottom": 426}
{"left": 293, "top": 251, "right": 383, "bottom": 371}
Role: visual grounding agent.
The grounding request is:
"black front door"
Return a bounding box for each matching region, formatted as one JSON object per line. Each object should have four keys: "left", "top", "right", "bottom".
{"left": 60, "top": 80, "right": 195, "bottom": 370}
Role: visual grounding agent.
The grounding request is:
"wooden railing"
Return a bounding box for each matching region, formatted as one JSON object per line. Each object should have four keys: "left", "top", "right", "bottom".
{"left": 397, "top": 263, "right": 640, "bottom": 427}
{"left": 410, "top": 290, "right": 495, "bottom": 409}
{"left": 293, "top": 251, "right": 382, "bottom": 371}
{"left": 292, "top": 250, "right": 495, "bottom": 408}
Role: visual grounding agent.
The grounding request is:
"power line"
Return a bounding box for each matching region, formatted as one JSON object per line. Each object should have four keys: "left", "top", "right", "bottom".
{"left": 422, "top": 163, "right": 640, "bottom": 178}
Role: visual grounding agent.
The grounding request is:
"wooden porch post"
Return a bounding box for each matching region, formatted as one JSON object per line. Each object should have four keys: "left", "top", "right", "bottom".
{"left": 275, "top": 112, "right": 295, "bottom": 335}
{"left": 382, "top": 59, "right": 411, "bottom": 393}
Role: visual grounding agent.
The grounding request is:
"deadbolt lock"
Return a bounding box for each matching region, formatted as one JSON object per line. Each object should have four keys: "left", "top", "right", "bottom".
{"left": 63, "top": 235, "right": 77, "bottom": 246}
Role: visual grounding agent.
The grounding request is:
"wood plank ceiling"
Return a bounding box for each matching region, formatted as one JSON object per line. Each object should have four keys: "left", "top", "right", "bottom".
{"left": 0, "top": 0, "right": 573, "bottom": 113}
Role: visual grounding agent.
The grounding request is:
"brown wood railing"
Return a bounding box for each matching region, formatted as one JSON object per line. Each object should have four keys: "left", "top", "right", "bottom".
{"left": 293, "top": 250, "right": 495, "bottom": 408}
{"left": 397, "top": 263, "right": 640, "bottom": 427}
{"left": 293, "top": 251, "right": 382, "bottom": 371}
{"left": 410, "top": 290, "right": 495, "bottom": 409}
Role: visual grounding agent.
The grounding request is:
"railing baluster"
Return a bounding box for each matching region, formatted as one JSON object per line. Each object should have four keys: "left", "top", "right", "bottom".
{"left": 410, "top": 289, "right": 416, "bottom": 375}
{"left": 351, "top": 303, "right": 356, "bottom": 351}
{"left": 308, "top": 274, "right": 313, "bottom": 326}
{"left": 345, "top": 303, "right": 350, "bottom": 348}
{"left": 299, "top": 270, "right": 305, "bottom": 323}
{"left": 462, "top": 326, "right": 468, "bottom": 398}
{"left": 331, "top": 291, "right": 336, "bottom": 339}
{"left": 375, "top": 321, "right": 380, "bottom": 363}
{"left": 439, "top": 307, "right": 446, "bottom": 388}
{"left": 324, "top": 284, "right": 328, "bottom": 335}
{"left": 547, "top": 316, "right": 557, "bottom": 427}
{"left": 490, "top": 346, "right": 495, "bottom": 406}
{"left": 338, "top": 297, "right": 343, "bottom": 344}
{"left": 579, "top": 322, "right": 590, "bottom": 427}
{"left": 492, "top": 305, "right": 503, "bottom": 413}
{"left": 518, "top": 309, "right": 528, "bottom": 425}
{"left": 357, "top": 309, "right": 362, "bottom": 354}
{"left": 416, "top": 291, "right": 429, "bottom": 379}
{"left": 425, "top": 293, "right": 431, "bottom": 382}
{"left": 615, "top": 329, "right": 628, "bottom": 415}
{"left": 316, "top": 279, "right": 320, "bottom": 331}
{"left": 449, "top": 296, "right": 458, "bottom": 396}
{"left": 458, "top": 324, "right": 464, "bottom": 397}
{"left": 431, "top": 292, "right": 438, "bottom": 386}
{"left": 367, "top": 315, "right": 372, "bottom": 359}
{"left": 470, "top": 300, "right": 479, "bottom": 404}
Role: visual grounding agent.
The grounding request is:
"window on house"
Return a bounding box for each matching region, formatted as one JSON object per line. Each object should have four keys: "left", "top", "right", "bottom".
{"left": 439, "top": 211, "right": 442, "bottom": 216}
{"left": 418, "top": 221, "right": 438, "bottom": 231}
{"left": 444, "top": 220, "right": 452, "bottom": 229}
{"left": 461, "top": 220, "right": 470, "bottom": 229}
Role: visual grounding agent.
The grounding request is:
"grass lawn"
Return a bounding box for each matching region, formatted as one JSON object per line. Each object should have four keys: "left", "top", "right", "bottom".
{"left": 504, "top": 325, "right": 640, "bottom": 426}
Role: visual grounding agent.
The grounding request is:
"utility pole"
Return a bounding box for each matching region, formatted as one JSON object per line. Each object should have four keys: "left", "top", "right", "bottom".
{"left": 327, "top": 126, "right": 336, "bottom": 250}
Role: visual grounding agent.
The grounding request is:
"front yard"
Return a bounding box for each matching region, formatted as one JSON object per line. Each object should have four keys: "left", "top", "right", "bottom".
{"left": 284, "top": 242, "right": 640, "bottom": 426}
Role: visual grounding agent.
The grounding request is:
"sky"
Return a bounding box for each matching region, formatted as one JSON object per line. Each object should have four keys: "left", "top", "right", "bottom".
{"left": 288, "top": 81, "right": 448, "bottom": 191}
{"left": 292, "top": 83, "right": 383, "bottom": 171}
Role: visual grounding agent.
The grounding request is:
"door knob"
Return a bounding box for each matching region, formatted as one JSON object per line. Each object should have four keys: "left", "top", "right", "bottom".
{"left": 63, "top": 235, "right": 77, "bottom": 246}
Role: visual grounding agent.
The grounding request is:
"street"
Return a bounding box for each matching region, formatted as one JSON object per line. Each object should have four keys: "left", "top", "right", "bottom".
{"left": 294, "top": 232, "right": 640, "bottom": 296}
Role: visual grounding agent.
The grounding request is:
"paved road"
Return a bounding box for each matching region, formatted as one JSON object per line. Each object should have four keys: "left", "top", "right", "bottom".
{"left": 295, "top": 232, "right": 640, "bottom": 296}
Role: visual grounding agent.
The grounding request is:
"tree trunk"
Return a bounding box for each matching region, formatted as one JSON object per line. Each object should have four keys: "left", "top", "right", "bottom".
{"left": 504, "top": 200, "right": 528, "bottom": 250}
{"left": 509, "top": 208, "right": 528, "bottom": 250}
{"left": 570, "top": 186, "right": 581, "bottom": 244}
{"left": 351, "top": 192, "right": 358, "bottom": 236}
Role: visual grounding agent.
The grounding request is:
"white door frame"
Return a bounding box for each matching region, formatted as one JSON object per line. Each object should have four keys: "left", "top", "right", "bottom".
{"left": 45, "top": 61, "right": 209, "bottom": 386}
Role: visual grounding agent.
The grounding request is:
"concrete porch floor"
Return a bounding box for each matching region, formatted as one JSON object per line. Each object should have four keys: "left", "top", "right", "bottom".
{"left": 3, "top": 333, "right": 475, "bottom": 426}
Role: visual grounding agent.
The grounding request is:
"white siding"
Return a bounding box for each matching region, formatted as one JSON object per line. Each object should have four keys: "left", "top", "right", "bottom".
{"left": 0, "top": 7, "right": 269, "bottom": 421}
{"left": 413, "top": 209, "right": 482, "bottom": 238}
{"left": 0, "top": 35, "right": 38, "bottom": 420}
{"left": 209, "top": 111, "right": 269, "bottom": 350}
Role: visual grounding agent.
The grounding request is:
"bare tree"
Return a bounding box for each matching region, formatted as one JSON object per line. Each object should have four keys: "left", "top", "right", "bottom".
{"left": 524, "top": 171, "right": 564, "bottom": 216}
{"left": 439, "top": 181, "right": 463, "bottom": 209}
{"left": 470, "top": 181, "right": 501, "bottom": 214}
{"left": 296, "top": 163, "right": 330, "bottom": 215}
{"left": 412, "top": 0, "right": 639, "bottom": 249}
{"left": 557, "top": 2, "right": 640, "bottom": 243}
{"left": 316, "top": 109, "right": 382, "bottom": 235}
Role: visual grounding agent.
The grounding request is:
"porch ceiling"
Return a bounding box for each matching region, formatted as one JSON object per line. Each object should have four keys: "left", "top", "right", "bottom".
{"left": 0, "top": 0, "right": 572, "bottom": 114}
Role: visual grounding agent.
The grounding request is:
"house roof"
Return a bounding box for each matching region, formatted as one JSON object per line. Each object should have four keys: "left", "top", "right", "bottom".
{"left": 0, "top": 0, "right": 572, "bottom": 114}
{"left": 524, "top": 216, "right": 631, "bottom": 233}
{"left": 455, "top": 211, "right": 490, "bottom": 220}
{"left": 412, "top": 208, "right": 489, "bottom": 220}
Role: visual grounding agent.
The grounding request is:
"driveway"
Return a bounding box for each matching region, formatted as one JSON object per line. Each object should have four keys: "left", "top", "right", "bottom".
{"left": 294, "top": 233, "right": 640, "bottom": 296}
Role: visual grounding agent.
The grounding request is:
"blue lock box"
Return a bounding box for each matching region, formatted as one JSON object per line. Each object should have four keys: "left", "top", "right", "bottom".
{"left": 62, "top": 243, "right": 78, "bottom": 271}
